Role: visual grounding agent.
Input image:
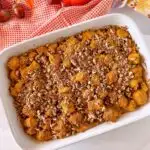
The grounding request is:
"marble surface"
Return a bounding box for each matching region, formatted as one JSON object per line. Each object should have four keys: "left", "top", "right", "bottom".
{"left": 1, "top": 6, "right": 150, "bottom": 150}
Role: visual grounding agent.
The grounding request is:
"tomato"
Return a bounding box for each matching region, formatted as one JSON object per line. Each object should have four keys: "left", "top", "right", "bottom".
{"left": 13, "top": 3, "right": 25, "bottom": 18}
{"left": 0, "top": 9, "right": 11, "bottom": 22}
{"left": 51, "top": 0, "right": 62, "bottom": 4}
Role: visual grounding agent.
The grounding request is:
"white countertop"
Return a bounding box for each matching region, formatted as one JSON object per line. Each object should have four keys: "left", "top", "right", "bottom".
{"left": 1, "top": 6, "right": 150, "bottom": 150}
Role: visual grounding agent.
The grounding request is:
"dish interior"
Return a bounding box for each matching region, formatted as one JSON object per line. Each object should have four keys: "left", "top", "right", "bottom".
{"left": 6, "top": 25, "right": 149, "bottom": 142}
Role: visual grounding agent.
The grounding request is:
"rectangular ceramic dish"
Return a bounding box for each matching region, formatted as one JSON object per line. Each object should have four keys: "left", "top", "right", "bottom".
{"left": 0, "top": 13, "right": 150, "bottom": 150}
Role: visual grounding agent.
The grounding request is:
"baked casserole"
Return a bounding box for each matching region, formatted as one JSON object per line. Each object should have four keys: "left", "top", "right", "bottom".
{"left": 7, "top": 25, "right": 149, "bottom": 141}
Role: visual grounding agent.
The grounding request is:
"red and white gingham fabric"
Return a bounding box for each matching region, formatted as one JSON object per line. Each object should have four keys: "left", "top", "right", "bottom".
{"left": 0, "top": 0, "right": 115, "bottom": 51}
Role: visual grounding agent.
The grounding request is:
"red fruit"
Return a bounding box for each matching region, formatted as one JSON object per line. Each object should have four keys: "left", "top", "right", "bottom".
{"left": 0, "top": 3, "right": 2, "bottom": 9}
{"left": 0, "top": 9, "right": 11, "bottom": 22}
{"left": 13, "top": 3, "right": 25, "bottom": 18}
{"left": 62, "top": 0, "right": 71, "bottom": 6}
{"left": 63, "top": 0, "right": 91, "bottom": 6}
{"left": 51, "top": 0, "right": 62, "bottom": 4}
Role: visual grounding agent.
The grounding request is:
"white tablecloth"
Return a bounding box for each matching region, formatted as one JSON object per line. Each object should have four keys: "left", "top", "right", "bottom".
{"left": 1, "top": 6, "right": 150, "bottom": 150}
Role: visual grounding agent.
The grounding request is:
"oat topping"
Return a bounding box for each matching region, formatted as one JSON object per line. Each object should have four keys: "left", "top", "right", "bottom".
{"left": 7, "top": 25, "right": 149, "bottom": 141}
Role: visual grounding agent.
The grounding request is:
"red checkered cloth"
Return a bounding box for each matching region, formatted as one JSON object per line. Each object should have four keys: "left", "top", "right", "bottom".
{"left": 0, "top": 0, "right": 117, "bottom": 51}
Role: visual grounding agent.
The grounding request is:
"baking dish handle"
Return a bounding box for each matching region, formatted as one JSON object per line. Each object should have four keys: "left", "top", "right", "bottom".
{"left": 143, "top": 34, "right": 150, "bottom": 116}
{"left": 144, "top": 35, "right": 150, "bottom": 48}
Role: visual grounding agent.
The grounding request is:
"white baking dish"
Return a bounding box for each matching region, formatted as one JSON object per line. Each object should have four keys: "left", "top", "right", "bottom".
{"left": 0, "top": 13, "right": 150, "bottom": 150}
